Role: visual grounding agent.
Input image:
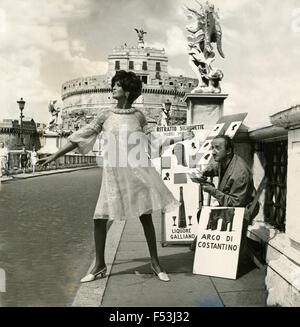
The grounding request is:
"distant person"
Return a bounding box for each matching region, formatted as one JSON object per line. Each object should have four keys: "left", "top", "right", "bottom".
{"left": 159, "top": 101, "right": 171, "bottom": 126}
{"left": 30, "top": 147, "right": 38, "bottom": 173}
{"left": 0, "top": 142, "right": 9, "bottom": 179}
{"left": 19, "top": 146, "right": 29, "bottom": 174}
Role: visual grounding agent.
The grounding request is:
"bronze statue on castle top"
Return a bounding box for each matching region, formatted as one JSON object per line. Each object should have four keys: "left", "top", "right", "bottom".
{"left": 134, "top": 28, "right": 147, "bottom": 48}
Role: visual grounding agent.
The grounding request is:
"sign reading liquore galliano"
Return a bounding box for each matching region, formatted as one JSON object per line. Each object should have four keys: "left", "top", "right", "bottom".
{"left": 193, "top": 206, "right": 244, "bottom": 279}
{"left": 162, "top": 179, "right": 200, "bottom": 244}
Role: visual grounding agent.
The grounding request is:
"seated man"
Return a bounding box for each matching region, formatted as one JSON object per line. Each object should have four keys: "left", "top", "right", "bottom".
{"left": 190, "top": 135, "right": 259, "bottom": 255}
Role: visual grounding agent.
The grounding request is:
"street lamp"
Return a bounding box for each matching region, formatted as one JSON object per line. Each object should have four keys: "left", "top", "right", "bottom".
{"left": 17, "top": 97, "right": 25, "bottom": 146}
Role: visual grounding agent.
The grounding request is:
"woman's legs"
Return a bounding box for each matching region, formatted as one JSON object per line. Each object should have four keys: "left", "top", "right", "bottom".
{"left": 139, "top": 213, "right": 163, "bottom": 272}
{"left": 90, "top": 218, "right": 108, "bottom": 274}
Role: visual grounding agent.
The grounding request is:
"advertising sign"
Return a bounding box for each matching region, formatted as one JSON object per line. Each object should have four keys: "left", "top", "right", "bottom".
{"left": 158, "top": 124, "right": 210, "bottom": 246}
{"left": 159, "top": 113, "right": 248, "bottom": 246}
{"left": 193, "top": 206, "right": 245, "bottom": 279}
{"left": 162, "top": 169, "right": 201, "bottom": 245}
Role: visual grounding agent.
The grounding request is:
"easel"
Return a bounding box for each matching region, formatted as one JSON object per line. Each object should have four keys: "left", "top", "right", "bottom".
{"left": 190, "top": 177, "right": 214, "bottom": 251}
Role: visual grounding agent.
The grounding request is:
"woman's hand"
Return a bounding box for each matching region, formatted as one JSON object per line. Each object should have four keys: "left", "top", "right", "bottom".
{"left": 35, "top": 142, "right": 77, "bottom": 168}
{"left": 143, "top": 125, "right": 153, "bottom": 136}
{"left": 36, "top": 154, "right": 56, "bottom": 167}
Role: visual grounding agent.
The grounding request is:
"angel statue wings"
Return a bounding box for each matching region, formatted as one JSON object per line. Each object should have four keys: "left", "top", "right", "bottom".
{"left": 48, "top": 100, "right": 60, "bottom": 131}
{"left": 134, "top": 28, "right": 147, "bottom": 47}
{"left": 185, "top": 0, "right": 225, "bottom": 94}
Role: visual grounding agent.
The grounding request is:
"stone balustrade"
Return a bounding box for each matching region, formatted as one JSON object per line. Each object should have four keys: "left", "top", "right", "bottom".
{"left": 5, "top": 150, "right": 97, "bottom": 175}
{"left": 247, "top": 106, "right": 300, "bottom": 307}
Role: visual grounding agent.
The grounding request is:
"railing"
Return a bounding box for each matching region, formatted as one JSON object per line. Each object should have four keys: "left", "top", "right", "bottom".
{"left": 263, "top": 140, "right": 287, "bottom": 231}
{"left": 6, "top": 151, "right": 97, "bottom": 174}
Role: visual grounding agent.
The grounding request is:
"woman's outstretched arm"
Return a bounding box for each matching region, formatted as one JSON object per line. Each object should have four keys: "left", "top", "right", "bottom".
{"left": 37, "top": 141, "right": 78, "bottom": 167}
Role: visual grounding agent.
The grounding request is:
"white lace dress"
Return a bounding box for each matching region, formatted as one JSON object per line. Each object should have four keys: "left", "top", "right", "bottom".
{"left": 68, "top": 107, "right": 180, "bottom": 220}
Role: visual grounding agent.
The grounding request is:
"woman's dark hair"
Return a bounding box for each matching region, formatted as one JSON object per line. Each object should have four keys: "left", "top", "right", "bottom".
{"left": 111, "top": 70, "right": 142, "bottom": 105}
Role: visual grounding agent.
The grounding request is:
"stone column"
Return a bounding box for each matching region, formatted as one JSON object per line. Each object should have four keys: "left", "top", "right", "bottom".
{"left": 183, "top": 93, "right": 228, "bottom": 128}
{"left": 270, "top": 105, "right": 300, "bottom": 246}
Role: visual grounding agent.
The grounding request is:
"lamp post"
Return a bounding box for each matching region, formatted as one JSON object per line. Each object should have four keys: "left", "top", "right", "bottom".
{"left": 17, "top": 98, "right": 25, "bottom": 146}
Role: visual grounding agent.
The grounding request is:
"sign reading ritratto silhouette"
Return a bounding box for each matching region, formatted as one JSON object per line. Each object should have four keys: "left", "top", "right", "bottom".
{"left": 193, "top": 206, "right": 245, "bottom": 279}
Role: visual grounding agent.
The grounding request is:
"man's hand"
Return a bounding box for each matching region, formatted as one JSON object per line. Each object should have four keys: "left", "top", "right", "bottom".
{"left": 189, "top": 176, "right": 203, "bottom": 184}
{"left": 188, "top": 170, "right": 207, "bottom": 184}
{"left": 202, "top": 182, "right": 216, "bottom": 195}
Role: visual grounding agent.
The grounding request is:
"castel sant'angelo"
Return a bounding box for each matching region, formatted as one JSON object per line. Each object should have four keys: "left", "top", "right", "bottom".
{"left": 60, "top": 29, "right": 197, "bottom": 131}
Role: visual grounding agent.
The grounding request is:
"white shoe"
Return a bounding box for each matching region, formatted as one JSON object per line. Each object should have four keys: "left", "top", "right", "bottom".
{"left": 151, "top": 264, "right": 170, "bottom": 282}
{"left": 80, "top": 266, "right": 107, "bottom": 283}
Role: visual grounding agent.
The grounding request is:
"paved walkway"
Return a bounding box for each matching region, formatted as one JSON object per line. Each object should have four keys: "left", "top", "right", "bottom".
{"left": 75, "top": 212, "right": 268, "bottom": 307}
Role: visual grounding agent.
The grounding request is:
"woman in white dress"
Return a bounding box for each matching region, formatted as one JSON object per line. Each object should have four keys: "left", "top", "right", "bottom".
{"left": 38, "top": 71, "right": 193, "bottom": 283}
{"left": 30, "top": 147, "right": 38, "bottom": 173}
{"left": 0, "top": 142, "right": 8, "bottom": 180}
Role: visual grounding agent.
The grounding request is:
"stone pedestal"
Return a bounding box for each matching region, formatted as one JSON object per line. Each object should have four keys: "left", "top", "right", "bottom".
{"left": 183, "top": 93, "right": 228, "bottom": 128}
{"left": 39, "top": 132, "right": 60, "bottom": 154}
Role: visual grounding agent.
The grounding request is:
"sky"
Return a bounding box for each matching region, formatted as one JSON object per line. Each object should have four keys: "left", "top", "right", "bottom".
{"left": 0, "top": 0, "right": 300, "bottom": 128}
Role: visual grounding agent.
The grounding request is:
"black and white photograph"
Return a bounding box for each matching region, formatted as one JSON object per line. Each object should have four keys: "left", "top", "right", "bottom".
{"left": 0, "top": 0, "right": 300, "bottom": 313}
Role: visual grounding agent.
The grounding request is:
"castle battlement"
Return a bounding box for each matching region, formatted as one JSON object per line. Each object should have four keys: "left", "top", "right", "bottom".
{"left": 111, "top": 46, "right": 165, "bottom": 56}
{"left": 62, "top": 75, "right": 109, "bottom": 95}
